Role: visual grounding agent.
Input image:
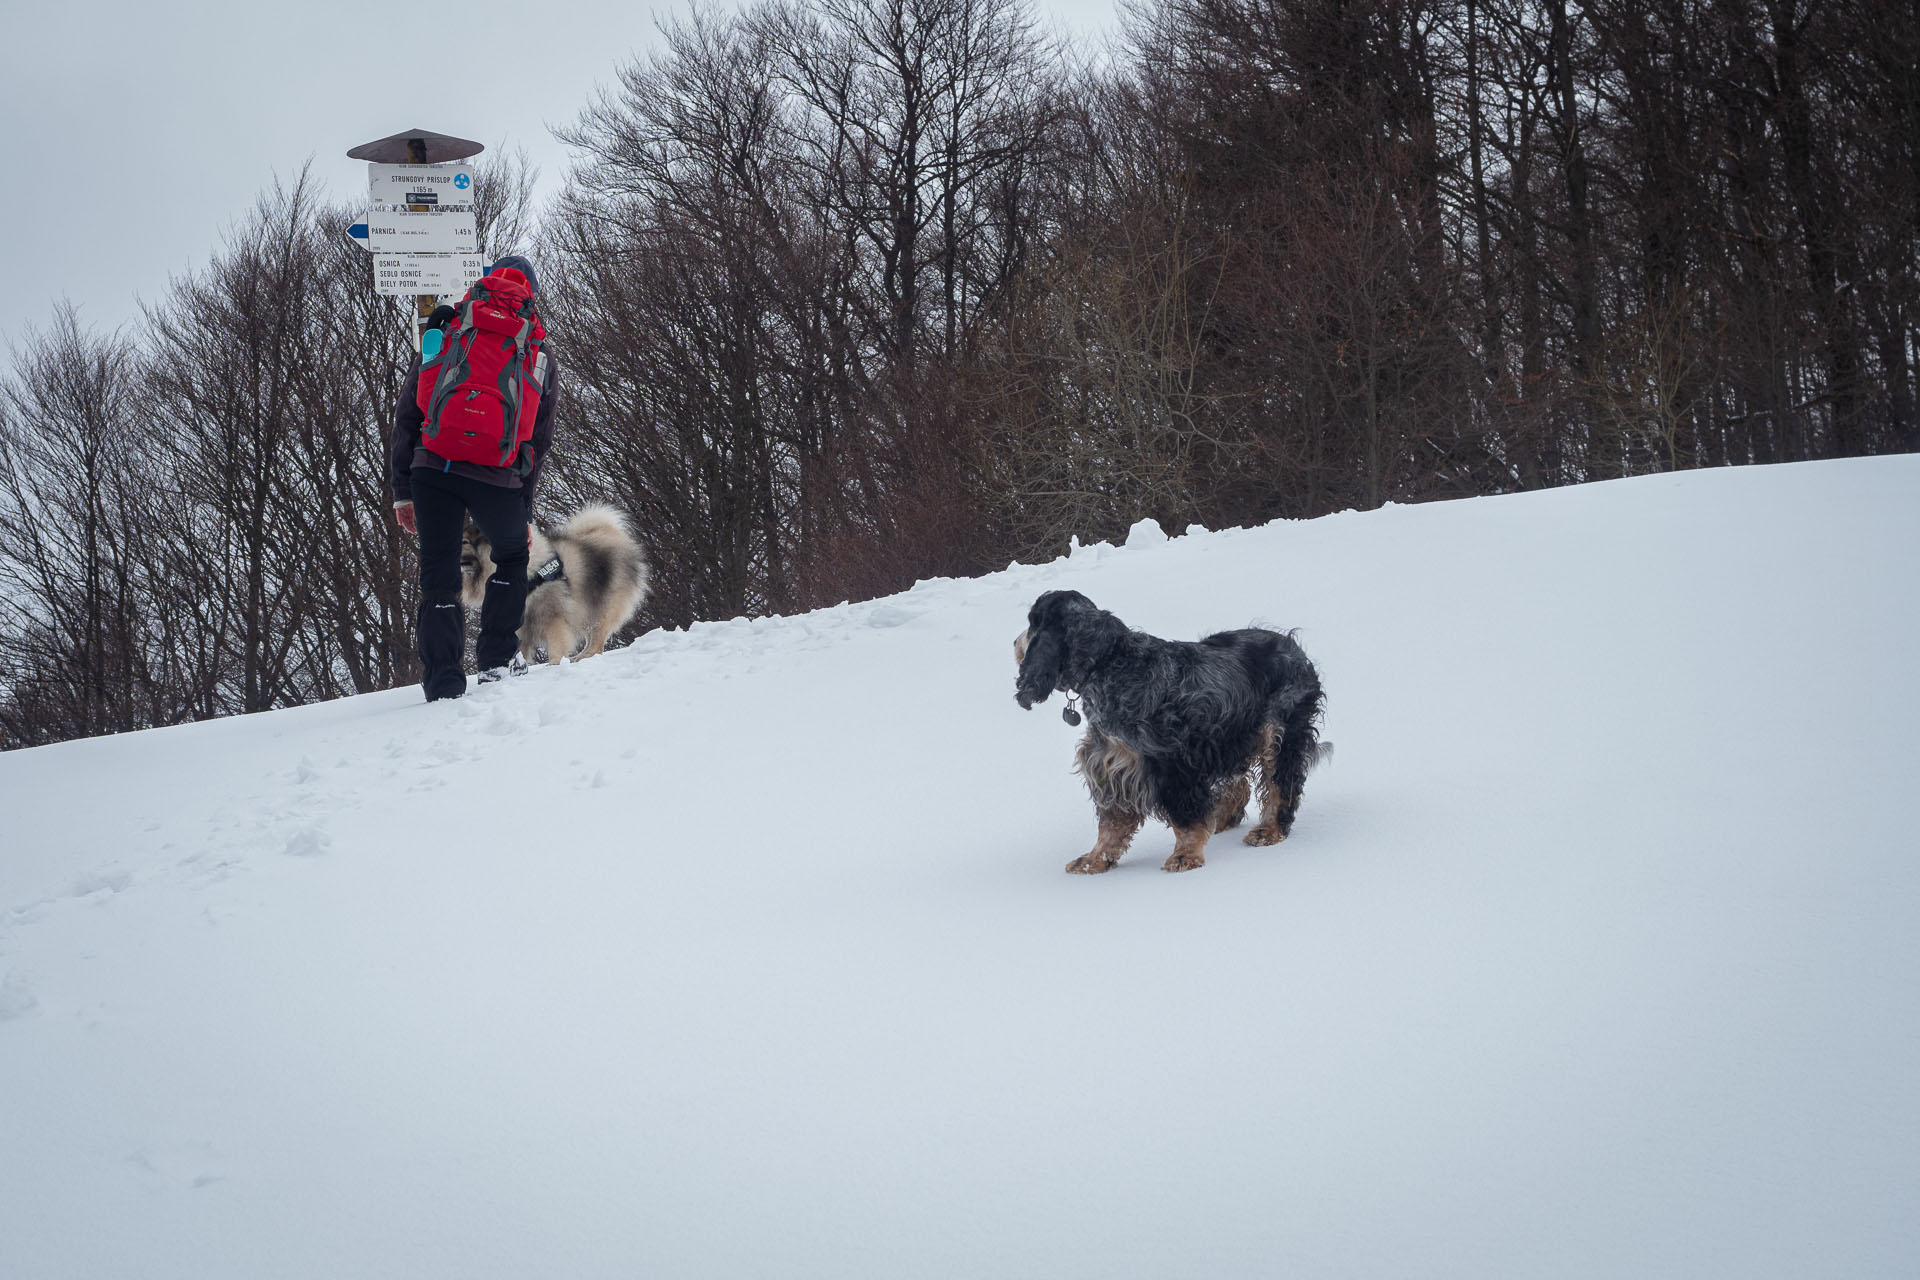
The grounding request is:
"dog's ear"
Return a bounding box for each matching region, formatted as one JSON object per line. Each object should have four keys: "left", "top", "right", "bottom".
{"left": 1015, "top": 624, "right": 1064, "bottom": 708}
{"left": 1016, "top": 591, "right": 1123, "bottom": 708}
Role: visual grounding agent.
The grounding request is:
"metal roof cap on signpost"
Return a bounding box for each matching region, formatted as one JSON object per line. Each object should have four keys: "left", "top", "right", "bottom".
{"left": 346, "top": 129, "right": 485, "bottom": 164}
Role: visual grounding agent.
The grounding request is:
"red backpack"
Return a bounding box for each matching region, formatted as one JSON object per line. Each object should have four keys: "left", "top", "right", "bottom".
{"left": 417, "top": 267, "right": 547, "bottom": 469}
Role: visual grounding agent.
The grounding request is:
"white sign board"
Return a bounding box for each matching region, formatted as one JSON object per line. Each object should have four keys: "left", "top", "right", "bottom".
{"left": 372, "top": 254, "right": 484, "bottom": 298}
{"left": 363, "top": 208, "right": 477, "bottom": 253}
{"left": 368, "top": 163, "right": 477, "bottom": 209}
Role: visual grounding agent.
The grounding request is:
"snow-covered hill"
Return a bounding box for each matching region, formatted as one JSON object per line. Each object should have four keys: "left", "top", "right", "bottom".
{"left": 4, "top": 458, "right": 1918, "bottom": 1279}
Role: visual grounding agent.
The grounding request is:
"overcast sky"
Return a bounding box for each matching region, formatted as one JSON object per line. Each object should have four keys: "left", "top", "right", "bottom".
{"left": 0, "top": 0, "right": 1121, "bottom": 349}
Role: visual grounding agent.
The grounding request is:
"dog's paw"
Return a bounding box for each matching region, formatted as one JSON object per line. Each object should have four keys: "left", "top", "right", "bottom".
{"left": 1242, "top": 825, "right": 1287, "bottom": 847}
{"left": 1161, "top": 850, "right": 1206, "bottom": 872}
{"left": 1066, "top": 853, "right": 1116, "bottom": 874}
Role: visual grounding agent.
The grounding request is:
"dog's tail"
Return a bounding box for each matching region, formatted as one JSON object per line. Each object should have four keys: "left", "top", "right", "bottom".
{"left": 552, "top": 503, "right": 652, "bottom": 647}
{"left": 1261, "top": 680, "right": 1327, "bottom": 838}
{"left": 1279, "top": 682, "right": 1328, "bottom": 768}
{"left": 556, "top": 503, "right": 638, "bottom": 546}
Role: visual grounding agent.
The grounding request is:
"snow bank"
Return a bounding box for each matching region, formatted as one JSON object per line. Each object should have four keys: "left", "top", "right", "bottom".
{"left": 3, "top": 458, "right": 1917, "bottom": 1278}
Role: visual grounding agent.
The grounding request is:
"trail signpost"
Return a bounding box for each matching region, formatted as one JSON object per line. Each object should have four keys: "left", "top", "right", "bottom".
{"left": 345, "top": 128, "right": 486, "bottom": 346}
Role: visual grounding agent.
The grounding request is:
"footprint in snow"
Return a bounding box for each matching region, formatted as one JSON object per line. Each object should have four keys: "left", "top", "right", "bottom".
{"left": 283, "top": 825, "right": 331, "bottom": 858}
{"left": 5, "top": 901, "right": 48, "bottom": 927}
{"left": 70, "top": 870, "right": 132, "bottom": 899}
{"left": 0, "top": 971, "right": 38, "bottom": 1021}
{"left": 420, "top": 740, "right": 467, "bottom": 766}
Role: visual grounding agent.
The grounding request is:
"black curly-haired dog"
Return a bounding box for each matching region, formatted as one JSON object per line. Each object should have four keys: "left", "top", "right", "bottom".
{"left": 1014, "top": 590, "right": 1328, "bottom": 873}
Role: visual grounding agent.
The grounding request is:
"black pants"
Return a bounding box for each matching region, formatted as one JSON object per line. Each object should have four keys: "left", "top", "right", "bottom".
{"left": 411, "top": 465, "right": 530, "bottom": 700}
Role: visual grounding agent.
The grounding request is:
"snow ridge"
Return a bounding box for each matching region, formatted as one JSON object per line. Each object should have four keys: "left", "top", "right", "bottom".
{"left": 3, "top": 458, "right": 1918, "bottom": 1279}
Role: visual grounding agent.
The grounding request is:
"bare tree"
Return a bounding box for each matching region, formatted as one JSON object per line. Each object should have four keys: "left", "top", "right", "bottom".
{"left": 0, "top": 306, "right": 155, "bottom": 744}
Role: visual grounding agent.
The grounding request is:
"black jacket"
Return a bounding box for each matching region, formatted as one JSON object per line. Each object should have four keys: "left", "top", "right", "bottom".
{"left": 390, "top": 344, "right": 559, "bottom": 507}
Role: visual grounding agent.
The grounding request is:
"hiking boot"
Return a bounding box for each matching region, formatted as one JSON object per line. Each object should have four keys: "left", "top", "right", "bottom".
{"left": 477, "top": 656, "right": 530, "bottom": 684}
{"left": 423, "top": 671, "right": 467, "bottom": 701}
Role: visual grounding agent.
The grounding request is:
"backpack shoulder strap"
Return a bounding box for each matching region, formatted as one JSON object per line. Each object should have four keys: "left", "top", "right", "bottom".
{"left": 424, "top": 286, "right": 486, "bottom": 429}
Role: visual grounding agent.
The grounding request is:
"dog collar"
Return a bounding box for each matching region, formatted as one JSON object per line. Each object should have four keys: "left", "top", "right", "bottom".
{"left": 529, "top": 555, "right": 565, "bottom": 589}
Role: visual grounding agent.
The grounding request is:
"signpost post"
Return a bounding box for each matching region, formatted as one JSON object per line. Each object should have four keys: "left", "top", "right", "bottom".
{"left": 345, "top": 128, "right": 486, "bottom": 350}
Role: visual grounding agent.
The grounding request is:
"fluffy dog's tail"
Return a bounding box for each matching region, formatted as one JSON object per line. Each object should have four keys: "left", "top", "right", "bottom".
{"left": 548, "top": 502, "right": 651, "bottom": 654}
{"left": 555, "top": 503, "right": 637, "bottom": 546}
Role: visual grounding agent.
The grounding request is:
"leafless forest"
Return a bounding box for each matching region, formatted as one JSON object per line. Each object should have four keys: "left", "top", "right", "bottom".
{"left": 3, "top": 0, "right": 1914, "bottom": 746}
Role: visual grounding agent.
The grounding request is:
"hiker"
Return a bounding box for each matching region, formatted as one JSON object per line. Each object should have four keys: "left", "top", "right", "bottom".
{"left": 390, "top": 255, "right": 558, "bottom": 701}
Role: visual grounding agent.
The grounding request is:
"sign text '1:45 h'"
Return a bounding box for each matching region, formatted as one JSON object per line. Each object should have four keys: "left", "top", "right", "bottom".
{"left": 362, "top": 209, "right": 477, "bottom": 254}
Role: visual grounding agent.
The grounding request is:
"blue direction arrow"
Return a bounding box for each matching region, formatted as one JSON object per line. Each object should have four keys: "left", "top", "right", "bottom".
{"left": 346, "top": 222, "right": 370, "bottom": 249}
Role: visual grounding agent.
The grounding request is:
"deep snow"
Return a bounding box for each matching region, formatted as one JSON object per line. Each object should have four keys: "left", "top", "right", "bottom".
{"left": 3, "top": 457, "right": 1917, "bottom": 1278}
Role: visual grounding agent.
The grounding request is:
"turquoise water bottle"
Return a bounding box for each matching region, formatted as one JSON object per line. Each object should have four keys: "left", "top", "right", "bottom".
{"left": 421, "top": 328, "right": 444, "bottom": 360}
